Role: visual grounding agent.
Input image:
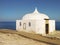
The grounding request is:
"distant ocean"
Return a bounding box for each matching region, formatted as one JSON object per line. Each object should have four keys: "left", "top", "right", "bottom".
{"left": 0, "top": 22, "right": 16, "bottom": 30}
{"left": 0, "top": 22, "right": 60, "bottom": 30}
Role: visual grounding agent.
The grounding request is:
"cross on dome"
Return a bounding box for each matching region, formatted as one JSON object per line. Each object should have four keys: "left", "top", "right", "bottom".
{"left": 34, "top": 7, "right": 39, "bottom": 13}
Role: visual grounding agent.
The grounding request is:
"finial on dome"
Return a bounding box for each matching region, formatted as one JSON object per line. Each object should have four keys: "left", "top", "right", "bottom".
{"left": 34, "top": 7, "right": 39, "bottom": 13}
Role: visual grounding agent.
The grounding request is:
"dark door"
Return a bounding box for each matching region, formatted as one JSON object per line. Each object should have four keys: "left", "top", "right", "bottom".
{"left": 46, "top": 24, "right": 49, "bottom": 34}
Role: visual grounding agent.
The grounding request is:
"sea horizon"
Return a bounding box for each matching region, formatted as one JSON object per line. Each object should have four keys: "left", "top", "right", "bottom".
{"left": 0, "top": 21, "right": 60, "bottom": 30}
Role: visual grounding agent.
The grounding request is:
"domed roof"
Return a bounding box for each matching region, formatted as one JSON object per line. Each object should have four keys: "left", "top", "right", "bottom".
{"left": 22, "top": 8, "right": 49, "bottom": 20}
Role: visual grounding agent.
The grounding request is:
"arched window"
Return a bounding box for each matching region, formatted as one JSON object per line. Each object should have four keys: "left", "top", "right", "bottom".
{"left": 29, "top": 22, "right": 31, "bottom": 27}
{"left": 20, "top": 22, "right": 21, "bottom": 26}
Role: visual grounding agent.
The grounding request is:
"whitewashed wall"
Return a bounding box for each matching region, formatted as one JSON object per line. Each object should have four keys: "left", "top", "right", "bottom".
{"left": 16, "top": 19, "right": 55, "bottom": 35}
{"left": 16, "top": 20, "right": 23, "bottom": 31}
{"left": 49, "top": 20, "right": 55, "bottom": 33}
{"left": 36, "top": 20, "right": 45, "bottom": 34}
{"left": 16, "top": 20, "right": 37, "bottom": 33}
{"left": 22, "top": 20, "right": 36, "bottom": 33}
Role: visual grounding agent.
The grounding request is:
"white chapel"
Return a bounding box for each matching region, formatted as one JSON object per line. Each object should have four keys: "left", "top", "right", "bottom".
{"left": 16, "top": 8, "right": 55, "bottom": 35}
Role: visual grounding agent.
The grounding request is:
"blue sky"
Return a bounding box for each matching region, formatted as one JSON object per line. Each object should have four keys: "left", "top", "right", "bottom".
{"left": 0, "top": 0, "right": 60, "bottom": 22}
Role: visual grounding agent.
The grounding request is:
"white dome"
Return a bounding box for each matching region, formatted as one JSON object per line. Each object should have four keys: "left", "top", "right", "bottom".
{"left": 22, "top": 8, "right": 49, "bottom": 20}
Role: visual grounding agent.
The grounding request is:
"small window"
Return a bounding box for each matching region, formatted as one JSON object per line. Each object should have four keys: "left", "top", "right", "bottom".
{"left": 29, "top": 22, "right": 31, "bottom": 27}
{"left": 20, "top": 22, "right": 21, "bottom": 26}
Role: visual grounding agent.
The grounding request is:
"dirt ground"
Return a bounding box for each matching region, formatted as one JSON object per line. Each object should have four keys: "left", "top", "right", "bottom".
{"left": 0, "top": 31, "right": 50, "bottom": 45}
{"left": 0, "top": 29, "right": 60, "bottom": 45}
